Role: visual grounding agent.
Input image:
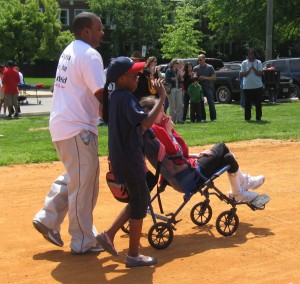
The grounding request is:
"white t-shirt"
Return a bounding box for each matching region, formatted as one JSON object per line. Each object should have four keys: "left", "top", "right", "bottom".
{"left": 50, "top": 40, "right": 105, "bottom": 141}
{"left": 241, "top": 59, "right": 263, "bottom": 89}
{"left": 19, "top": 72, "right": 24, "bottom": 84}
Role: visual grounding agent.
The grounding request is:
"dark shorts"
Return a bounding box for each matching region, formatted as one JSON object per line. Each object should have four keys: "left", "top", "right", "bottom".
{"left": 197, "top": 142, "right": 239, "bottom": 177}
{"left": 126, "top": 180, "right": 150, "bottom": 220}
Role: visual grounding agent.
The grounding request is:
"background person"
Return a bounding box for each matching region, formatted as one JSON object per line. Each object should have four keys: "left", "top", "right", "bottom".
{"left": 133, "top": 56, "right": 163, "bottom": 100}
{"left": 183, "top": 62, "right": 194, "bottom": 121}
{"left": 0, "top": 64, "right": 7, "bottom": 116}
{"left": 187, "top": 77, "right": 204, "bottom": 123}
{"left": 33, "top": 12, "right": 105, "bottom": 254}
{"left": 193, "top": 54, "right": 217, "bottom": 122}
{"left": 263, "top": 63, "right": 277, "bottom": 104}
{"left": 241, "top": 48, "right": 264, "bottom": 121}
{"left": 2, "top": 60, "right": 20, "bottom": 118}
{"left": 165, "top": 59, "right": 184, "bottom": 124}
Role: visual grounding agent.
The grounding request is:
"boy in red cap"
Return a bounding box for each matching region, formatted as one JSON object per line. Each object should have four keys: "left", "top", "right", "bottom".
{"left": 99, "top": 56, "right": 166, "bottom": 267}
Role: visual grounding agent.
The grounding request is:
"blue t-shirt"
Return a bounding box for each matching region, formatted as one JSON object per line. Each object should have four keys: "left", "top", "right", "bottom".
{"left": 108, "top": 89, "right": 148, "bottom": 183}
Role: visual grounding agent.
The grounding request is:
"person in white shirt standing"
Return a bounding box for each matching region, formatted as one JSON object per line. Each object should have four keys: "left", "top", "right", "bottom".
{"left": 33, "top": 12, "right": 106, "bottom": 254}
{"left": 241, "top": 48, "right": 264, "bottom": 121}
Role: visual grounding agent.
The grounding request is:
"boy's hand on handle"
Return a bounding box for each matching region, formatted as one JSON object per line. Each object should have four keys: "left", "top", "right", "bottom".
{"left": 153, "top": 78, "right": 167, "bottom": 99}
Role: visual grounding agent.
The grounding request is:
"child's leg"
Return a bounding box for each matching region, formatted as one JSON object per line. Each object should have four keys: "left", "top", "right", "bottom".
{"left": 200, "top": 100, "right": 206, "bottom": 121}
{"left": 190, "top": 103, "right": 195, "bottom": 122}
{"left": 105, "top": 204, "right": 130, "bottom": 244}
{"left": 196, "top": 102, "right": 201, "bottom": 122}
{"left": 128, "top": 218, "right": 143, "bottom": 257}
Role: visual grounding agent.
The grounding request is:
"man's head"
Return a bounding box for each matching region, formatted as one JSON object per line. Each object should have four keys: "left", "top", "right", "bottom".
{"left": 6, "top": 60, "right": 14, "bottom": 68}
{"left": 131, "top": 51, "right": 145, "bottom": 63}
{"left": 198, "top": 54, "right": 206, "bottom": 66}
{"left": 106, "top": 56, "right": 145, "bottom": 91}
{"left": 247, "top": 48, "right": 256, "bottom": 62}
{"left": 72, "top": 12, "right": 104, "bottom": 48}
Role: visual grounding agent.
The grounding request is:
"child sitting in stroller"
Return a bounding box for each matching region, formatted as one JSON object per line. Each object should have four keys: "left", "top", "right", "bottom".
{"left": 139, "top": 96, "right": 265, "bottom": 203}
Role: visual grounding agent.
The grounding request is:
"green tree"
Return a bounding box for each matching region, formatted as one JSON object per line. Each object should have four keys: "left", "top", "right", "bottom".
{"left": 159, "top": 2, "right": 203, "bottom": 60}
{"left": 0, "top": 0, "right": 73, "bottom": 65}
{"left": 204, "top": 0, "right": 300, "bottom": 58}
{"left": 88, "top": 0, "right": 165, "bottom": 58}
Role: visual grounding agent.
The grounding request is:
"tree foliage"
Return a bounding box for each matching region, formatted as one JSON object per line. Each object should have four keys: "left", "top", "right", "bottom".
{"left": 88, "top": 0, "right": 165, "bottom": 57}
{"left": 159, "top": 2, "right": 203, "bottom": 60}
{"left": 204, "top": 0, "right": 300, "bottom": 57}
{"left": 0, "top": 0, "right": 74, "bottom": 65}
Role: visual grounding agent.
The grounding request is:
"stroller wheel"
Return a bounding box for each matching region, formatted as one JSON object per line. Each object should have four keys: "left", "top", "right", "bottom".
{"left": 148, "top": 222, "right": 174, "bottom": 250}
{"left": 216, "top": 210, "right": 239, "bottom": 236}
{"left": 190, "top": 201, "right": 212, "bottom": 226}
{"left": 121, "top": 220, "right": 130, "bottom": 234}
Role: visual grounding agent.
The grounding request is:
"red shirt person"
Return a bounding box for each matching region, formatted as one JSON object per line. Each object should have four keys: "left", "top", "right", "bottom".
{"left": 2, "top": 60, "right": 20, "bottom": 117}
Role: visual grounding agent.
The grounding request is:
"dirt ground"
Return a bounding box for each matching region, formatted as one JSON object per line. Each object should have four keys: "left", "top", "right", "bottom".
{"left": 1, "top": 139, "right": 300, "bottom": 284}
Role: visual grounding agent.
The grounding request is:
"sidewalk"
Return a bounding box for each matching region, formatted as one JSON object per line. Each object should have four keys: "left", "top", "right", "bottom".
{"left": 17, "top": 89, "right": 53, "bottom": 117}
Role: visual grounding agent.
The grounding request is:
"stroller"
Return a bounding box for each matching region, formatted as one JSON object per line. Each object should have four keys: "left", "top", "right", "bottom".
{"left": 106, "top": 129, "right": 270, "bottom": 250}
{"left": 18, "top": 83, "right": 44, "bottom": 105}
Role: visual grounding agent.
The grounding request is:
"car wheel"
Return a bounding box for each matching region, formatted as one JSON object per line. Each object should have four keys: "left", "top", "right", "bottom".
{"left": 290, "top": 84, "right": 300, "bottom": 98}
{"left": 216, "top": 86, "right": 232, "bottom": 103}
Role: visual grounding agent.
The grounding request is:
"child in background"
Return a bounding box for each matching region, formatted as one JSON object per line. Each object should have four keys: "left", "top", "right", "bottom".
{"left": 99, "top": 57, "right": 166, "bottom": 268}
{"left": 187, "top": 77, "right": 204, "bottom": 122}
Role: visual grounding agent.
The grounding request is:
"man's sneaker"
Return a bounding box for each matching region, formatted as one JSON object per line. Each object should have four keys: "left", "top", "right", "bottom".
{"left": 229, "top": 189, "right": 259, "bottom": 203}
{"left": 125, "top": 254, "right": 157, "bottom": 268}
{"left": 71, "top": 243, "right": 105, "bottom": 254}
{"left": 32, "top": 220, "right": 64, "bottom": 247}
{"left": 242, "top": 174, "right": 265, "bottom": 191}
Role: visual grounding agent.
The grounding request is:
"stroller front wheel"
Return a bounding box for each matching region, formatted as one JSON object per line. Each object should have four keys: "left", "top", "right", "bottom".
{"left": 216, "top": 210, "right": 239, "bottom": 236}
{"left": 190, "top": 201, "right": 213, "bottom": 226}
{"left": 148, "top": 222, "right": 174, "bottom": 250}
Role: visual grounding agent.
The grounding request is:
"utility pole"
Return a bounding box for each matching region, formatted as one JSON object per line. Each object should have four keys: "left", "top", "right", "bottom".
{"left": 265, "top": 0, "right": 273, "bottom": 60}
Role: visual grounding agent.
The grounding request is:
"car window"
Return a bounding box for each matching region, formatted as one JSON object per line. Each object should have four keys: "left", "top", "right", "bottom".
{"left": 272, "top": 60, "right": 286, "bottom": 72}
{"left": 289, "top": 59, "right": 300, "bottom": 72}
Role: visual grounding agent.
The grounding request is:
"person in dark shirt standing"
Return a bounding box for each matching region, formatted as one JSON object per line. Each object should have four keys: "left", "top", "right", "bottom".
{"left": 193, "top": 54, "right": 217, "bottom": 121}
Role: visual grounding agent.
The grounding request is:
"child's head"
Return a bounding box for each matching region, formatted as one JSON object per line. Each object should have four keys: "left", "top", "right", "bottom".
{"left": 102, "top": 57, "right": 145, "bottom": 123}
{"left": 139, "top": 95, "right": 173, "bottom": 129}
{"left": 106, "top": 56, "right": 145, "bottom": 92}
{"left": 192, "top": 76, "right": 199, "bottom": 84}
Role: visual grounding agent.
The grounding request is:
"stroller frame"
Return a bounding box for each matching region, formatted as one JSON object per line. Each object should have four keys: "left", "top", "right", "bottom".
{"left": 120, "top": 131, "right": 270, "bottom": 250}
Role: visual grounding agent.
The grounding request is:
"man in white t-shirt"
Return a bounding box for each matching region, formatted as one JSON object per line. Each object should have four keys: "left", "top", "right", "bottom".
{"left": 241, "top": 48, "right": 264, "bottom": 121}
{"left": 33, "top": 12, "right": 106, "bottom": 254}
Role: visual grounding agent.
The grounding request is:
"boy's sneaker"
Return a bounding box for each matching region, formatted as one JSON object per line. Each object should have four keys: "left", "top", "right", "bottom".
{"left": 71, "top": 243, "right": 105, "bottom": 254}
{"left": 125, "top": 254, "right": 157, "bottom": 268}
{"left": 33, "top": 220, "right": 64, "bottom": 247}
{"left": 242, "top": 174, "right": 265, "bottom": 191}
{"left": 229, "top": 189, "right": 259, "bottom": 203}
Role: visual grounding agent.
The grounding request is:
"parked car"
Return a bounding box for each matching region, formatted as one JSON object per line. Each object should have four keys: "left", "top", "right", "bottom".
{"left": 221, "top": 62, "right": 242, "bottom": 71}
{"left": 263, "top": 58, "right": 300, "bottom": 98}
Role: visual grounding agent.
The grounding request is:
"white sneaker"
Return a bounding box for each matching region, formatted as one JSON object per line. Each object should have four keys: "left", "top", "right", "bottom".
{"left": 229, "top": 189, "right": 259, "bottom": 203}
{"left": 241, "top": 174, "right": 265, "bottom": 191}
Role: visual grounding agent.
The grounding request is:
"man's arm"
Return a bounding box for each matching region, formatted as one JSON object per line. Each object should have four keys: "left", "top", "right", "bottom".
{"left": 94, "top": 88, "right": 104, "bottom": 117}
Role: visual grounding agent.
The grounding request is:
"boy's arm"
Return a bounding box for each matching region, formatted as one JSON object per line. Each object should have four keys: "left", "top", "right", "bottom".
{"left": 141, "top": 79, "right": 167, "bottom": 129}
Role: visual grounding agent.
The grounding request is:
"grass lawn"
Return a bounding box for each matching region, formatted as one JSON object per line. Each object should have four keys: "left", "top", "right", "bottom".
{"left": 0, "top": 100, "right": 299, "bottom": 166}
